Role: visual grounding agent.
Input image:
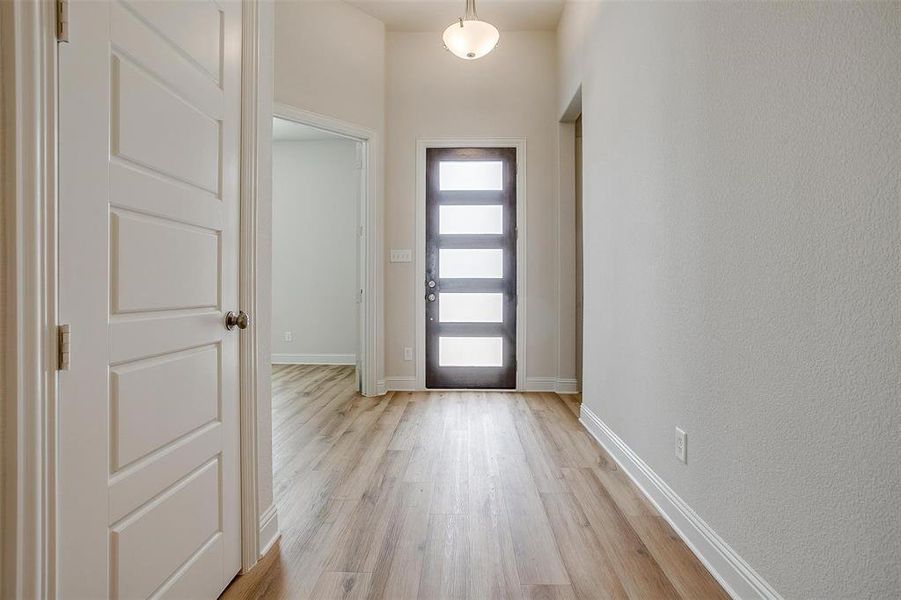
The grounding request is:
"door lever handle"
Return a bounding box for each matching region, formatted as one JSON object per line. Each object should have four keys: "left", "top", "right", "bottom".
{"left": 225, "top": 310, "right": 250, "bottom": 331}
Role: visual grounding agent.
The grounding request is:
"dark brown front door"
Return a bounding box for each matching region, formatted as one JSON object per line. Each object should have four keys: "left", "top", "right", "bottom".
{"left": 425, "top": 147, "right": 517, "bottom": 389}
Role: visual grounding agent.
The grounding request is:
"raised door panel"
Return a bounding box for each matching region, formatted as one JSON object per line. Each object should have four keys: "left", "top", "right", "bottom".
{"left": 112, "top": 55, "right": 221, "bottom": 193}
{"left": 110, "top": 460, "right": 222, "bottom": 599}
{"left": 123, "top": 0, "right": 224, "bottom": 82}
{"left": 111, "top": 211, "right": 220, "bottom": 313}
{"left": 111, "top": 346, "right": 220, "bottom": 469}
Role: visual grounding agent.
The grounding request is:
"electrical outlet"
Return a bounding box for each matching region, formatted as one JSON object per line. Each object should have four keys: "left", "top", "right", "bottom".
{"left": 675, "top": 427, "right": 687, "bottom": 464}
{"left": 403, "top": 347, "right": 413, "bottom": 361}
{"left": 283, "top": 331, "right": 293, "bottom": 342}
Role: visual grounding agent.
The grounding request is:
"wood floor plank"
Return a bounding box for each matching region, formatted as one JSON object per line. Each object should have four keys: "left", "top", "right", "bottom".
{"left": 221, "top": 366, "right": 728, "bottom": 600}
{"left": 561, "top": 467, "right": 679, "bottom": 599}
{"left": 468, "top": 474, "right": 523, "bottom": 599}
{"left": 331, "top": 393, "right": 410, "bottom": 501}
{"left": 509, "top": 395, "right": 568, "bottom": 493}
{"left": 522, "top": 585, "right": 578, "bottom": 600}
{"left": 485, "top": 392, "right": 526, "bottom": 458}
{"left": 324, "top": 450, "right": 411, "bottom": 572}
{"left": 418, "top": 514, "right": 471, "bottom": 600}
{"left": 540, "top": 491, "right": 629, "bottom": 599}
{"left": 261, "top": 498, "right": 358, "bottom": 599}
{"left": 388, "top": 393, "right": 427, "bottom": 451}
{"left": 628, "top": 515, "right": 731, "bottom": 600}
{"left": 366, "top": 482, "right": 433, "bottom": 600}
{"left": 403, "top": 393, "right": 449, "bottom": 483}
{"left": 273, "top": 397, "right": 376, "bottom": 502}
{"left": 309, "top": 572, "right": 372, "bottom": 600}
{"left": 496, "top": 454, "right": 570, "bottom": 585}
{"left": 430, "top": 427, "right": 469, "bottom": 515}
{"left": 592, "top": 466, "right": 658, "bottom": 518}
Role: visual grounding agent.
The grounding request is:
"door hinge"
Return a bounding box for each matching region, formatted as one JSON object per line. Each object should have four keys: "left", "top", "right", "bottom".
{"left": 57, "top": 324, "right": 71, "bottom": 370}
{"left": 56, "top": 0, "right": 69, "bottom": 43}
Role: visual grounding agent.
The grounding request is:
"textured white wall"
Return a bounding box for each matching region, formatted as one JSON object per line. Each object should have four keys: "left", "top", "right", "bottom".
{"left": 385, "top": 31, "right": 567, "bottom": 382}
{"left": 274, "top": 0, "right": 385, "bottom": 135}
{"left": 271, "top": 140, "right": 360, "bottom": 360}
{"left": 559, "top": 2, "right": 901, "bottom": 597}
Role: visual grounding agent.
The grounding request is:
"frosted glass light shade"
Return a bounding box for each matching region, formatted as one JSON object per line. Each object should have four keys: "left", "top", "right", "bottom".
{"left": 442, "top": 19, "right": 499, "bottom": 60}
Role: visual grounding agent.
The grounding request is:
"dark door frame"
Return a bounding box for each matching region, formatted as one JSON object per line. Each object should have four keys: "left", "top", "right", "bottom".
{"left": 414, "top": 138, "right": 527, "bottom": 391}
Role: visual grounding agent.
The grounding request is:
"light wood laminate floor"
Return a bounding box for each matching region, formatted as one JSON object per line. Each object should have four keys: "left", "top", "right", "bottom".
{"left": 221, "top": 365, "right": 728, "bottom": 600}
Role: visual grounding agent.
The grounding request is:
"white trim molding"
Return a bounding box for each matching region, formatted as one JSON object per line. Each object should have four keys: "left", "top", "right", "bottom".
{"left": 524, "top": 377, "right": 580, "bottom": 394}
{"left": 258, "top": 503, "right": 280, "bottom": 558}
{"left": 414, "top": 138, "right": 527, "bottom": 391}
{"left": 579, "top": 405, "right": 783, "bottom": 600}
{"left": 387, "top": 376, "right": 578, "bottom": 394}
{"left": 2, "top": 1, "right": 59, "bottom": 597}
{"left": 272, "top": 353, "right": 356, "bottom": 365}
{"left": 239, "top": 0, "right": 276, "bottom": 571}
{"left": 274, "top": 102, "right": 383, "bottom": 397}
{"left": 555, "top": 378, "right": 579, "bottom": 394}
{"left": 384, "top": 376, "right": 417, "bottom": 391}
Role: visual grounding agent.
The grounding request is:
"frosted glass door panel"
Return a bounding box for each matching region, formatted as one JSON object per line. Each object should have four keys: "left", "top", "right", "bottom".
{"left": 439, "top": 249, "right": 503, "bottom": 279}
{"left": 439, "top": 161, "right": 503, "bottom": 191}
{"left": 439, "top": 337, "right": 503, "bottom": 367}
{"left": 439, "top": 293, "right": 503, "bottom": 323}
{"left": 439, "top": 205, "right": 503, "bottom": 235}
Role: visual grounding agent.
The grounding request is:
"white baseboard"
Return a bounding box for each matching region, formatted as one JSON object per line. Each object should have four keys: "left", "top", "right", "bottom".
{"left": 271, "top": 353, "right": 356, "bottom": 365}
{"left": 525, "top": 377, "right": 581, "bottom": 394}
{"left": 383, "top": 376, "right": 579, "bottom": 393}
{"left": 525, "top": 377, "right": 556, "bottom": 391}
{"left": 579, "top": 405, "right": 782, "bottom": 600}
{"left": 555, "top": 378, "right": 580, "bottom": 394}
{"left": 384, "top": 376, "right": 416, "bottom": 391}
{"left": 258, "top": 503, "right": 280, "bottom": 558}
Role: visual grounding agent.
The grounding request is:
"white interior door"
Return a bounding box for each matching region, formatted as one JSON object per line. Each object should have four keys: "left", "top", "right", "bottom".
{"left": 58, "top": 1, "right": 242, "bottom": 597}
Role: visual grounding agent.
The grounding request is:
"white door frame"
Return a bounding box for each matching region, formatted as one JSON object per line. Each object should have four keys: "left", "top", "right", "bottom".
{"left": 2, "top": 1, "right": 59, "bottom": 597}
{"left": 414, "top": 138, "right": 527, "bottom": 391}
{"left": 271, "top": 102, "right": 382, "bottom": 398}
{"left": 237, "top": 0, "right": 272, "bottom": 573}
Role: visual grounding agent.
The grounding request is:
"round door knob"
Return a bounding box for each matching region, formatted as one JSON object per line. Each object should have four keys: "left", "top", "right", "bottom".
{"left": 225, "top": 310, "right": 250, "bottom": 330}
{"left": 427, "top": 293, "right": 436, "bottom": 302}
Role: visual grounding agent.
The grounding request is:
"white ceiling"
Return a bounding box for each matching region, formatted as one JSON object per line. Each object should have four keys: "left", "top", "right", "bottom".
{"left": 272, "top": 118, "right": 346, "bottom": 142}
{"left": 344, "top": 0, "right": 565, "bottom": 32}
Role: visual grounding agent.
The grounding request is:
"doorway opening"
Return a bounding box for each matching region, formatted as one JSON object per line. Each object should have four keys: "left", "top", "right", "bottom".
{"left": 271, "top": 117, "right": 364, "bottom": 388}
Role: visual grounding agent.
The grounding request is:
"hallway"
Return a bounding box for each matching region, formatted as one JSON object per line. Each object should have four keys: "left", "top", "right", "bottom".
{"left": 222, "top": 366, "right": 728, "bottom": 599}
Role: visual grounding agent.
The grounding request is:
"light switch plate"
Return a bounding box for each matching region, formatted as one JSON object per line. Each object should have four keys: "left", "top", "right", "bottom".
{"left": 675, "top": 427, "right": 687, "bottom": 464}
{"left": 390, "top": 249, "right": 412, "bottom": 263}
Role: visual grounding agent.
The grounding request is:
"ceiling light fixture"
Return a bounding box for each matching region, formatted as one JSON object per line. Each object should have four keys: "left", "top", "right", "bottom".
{"left": 442, "top": 0, "right": 499, "bottom": 60}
